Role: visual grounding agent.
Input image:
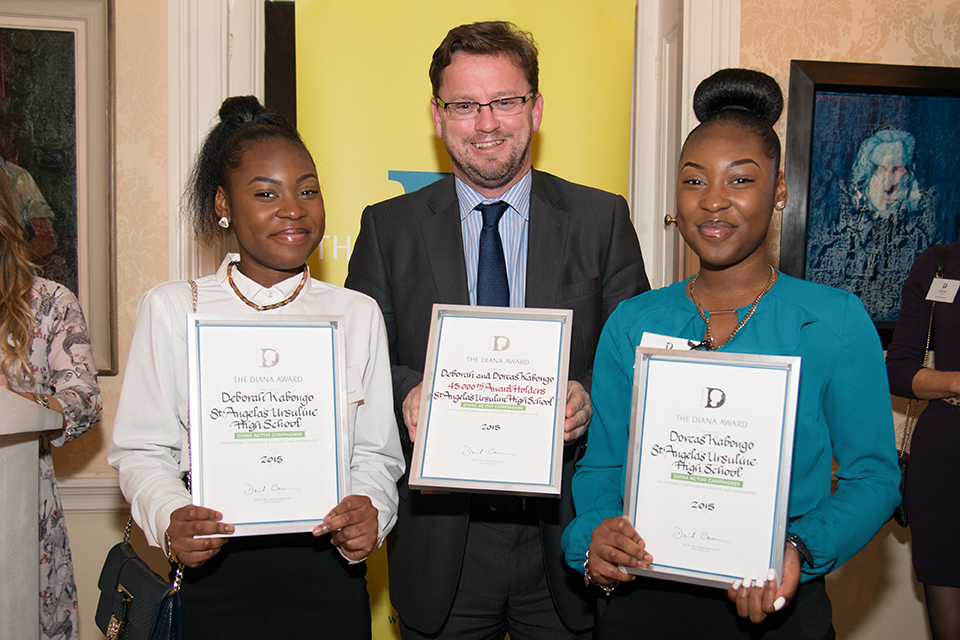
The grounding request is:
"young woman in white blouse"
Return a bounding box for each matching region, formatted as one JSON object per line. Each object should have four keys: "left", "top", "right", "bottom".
{"left": 109, "top": 96, "right": 404, "bottom": 638}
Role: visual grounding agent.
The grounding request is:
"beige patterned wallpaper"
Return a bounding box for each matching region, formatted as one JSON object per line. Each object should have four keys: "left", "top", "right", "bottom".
{"left": 740, "top": 0, "right": 960, "bottom": 265}
{"left": 53, "top": 0, "right": 169, "bottom": 477}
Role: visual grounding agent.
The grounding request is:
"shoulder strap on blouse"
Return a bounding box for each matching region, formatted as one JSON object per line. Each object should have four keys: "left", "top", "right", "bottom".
{"left": 188, "top": 280, "right": 198, "bottom": 312}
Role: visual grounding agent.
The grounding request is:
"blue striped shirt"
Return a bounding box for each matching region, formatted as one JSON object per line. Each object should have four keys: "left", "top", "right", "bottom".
{"left": 457, "top": 171, "right": 531, "bottom": 308}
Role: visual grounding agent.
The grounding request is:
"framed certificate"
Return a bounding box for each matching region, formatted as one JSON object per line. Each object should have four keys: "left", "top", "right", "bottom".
{"left": 624, "top": 347, "right": 801, "bottom": 589}
{"left": 187, "top": 314, "right": 351, "bottom": 536}
{"left": 409, "top": 304, "right": 571, "bottom": 495}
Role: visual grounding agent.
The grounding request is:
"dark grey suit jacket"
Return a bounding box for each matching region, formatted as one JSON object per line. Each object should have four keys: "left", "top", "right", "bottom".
{"left": 345, "top": 170, "right": 649, "bottom": 633}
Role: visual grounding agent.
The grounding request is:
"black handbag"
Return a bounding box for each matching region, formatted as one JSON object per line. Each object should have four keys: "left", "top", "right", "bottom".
{"left": 96, "top": 519, "right": 184, "bottom": 640}
{"left": 893, "top": 244, "right": 947, "bottom": 527}
{"left": 892, "top": 412, "right": 915, "bottom": 527}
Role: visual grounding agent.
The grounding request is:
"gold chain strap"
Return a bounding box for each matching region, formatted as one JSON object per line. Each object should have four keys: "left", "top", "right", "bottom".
{"left": 189, "top": 279, "right": 198, "bottom": 312}
{"left": 186, "top": 280, "right": 197, "bottom": 491}
{"left": 156, "top": 280, "right": 200, "bottom": 592}
{"left": 121, "top": 515, "right": 183, "bottom": 595}
{"left": 899, "top": 298, "right": 936, "bottom": 456}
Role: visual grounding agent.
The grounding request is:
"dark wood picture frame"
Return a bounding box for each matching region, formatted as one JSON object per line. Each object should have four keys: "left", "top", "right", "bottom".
{"left": 781, "top": 60, "right": 960, "bottom": 343}
{"left": 0, "top": 0, "right": 115, "bottom": 374}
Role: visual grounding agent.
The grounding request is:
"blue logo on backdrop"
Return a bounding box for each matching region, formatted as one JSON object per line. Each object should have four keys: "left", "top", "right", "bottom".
{"left": 388, "top": 170, "right": 450, "bottom": 194}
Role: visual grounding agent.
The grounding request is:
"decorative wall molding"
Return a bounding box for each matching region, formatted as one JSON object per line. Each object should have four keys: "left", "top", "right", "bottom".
{"left": 630, "top": 0, "right": 740, "bottom": 287}
{"left": 630, "top": 0, "right": 681, "bottom": 288}
{"left": 167, "top": 0, "right": 264, "bottom": 281}
{"left": 59, "top": 477, "right": 126, "bottom": 513}
{"left": 681, "top": 0, "right": 741, "bottom": 140}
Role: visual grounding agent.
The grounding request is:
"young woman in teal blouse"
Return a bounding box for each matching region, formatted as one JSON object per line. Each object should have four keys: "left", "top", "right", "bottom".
{"left": 561, "top": 69, "right": 900, "bottom": 638}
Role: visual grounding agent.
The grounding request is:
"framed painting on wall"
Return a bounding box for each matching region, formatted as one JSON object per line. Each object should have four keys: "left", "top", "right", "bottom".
{"left": 0, "top": 0, "right": 115, "bottom": 374}
{"left": 780, "top": 60, "right": 960, "bottom": 343}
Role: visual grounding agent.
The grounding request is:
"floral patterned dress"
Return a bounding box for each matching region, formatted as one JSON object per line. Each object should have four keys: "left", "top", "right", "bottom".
{"left": 8, "top": 277, "right": 101, "bottom": 640}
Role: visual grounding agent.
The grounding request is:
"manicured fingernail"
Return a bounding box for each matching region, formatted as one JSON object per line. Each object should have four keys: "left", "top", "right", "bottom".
{"left": 766, "top": 568, "right": 777, "bottom": 583}
{"left": 731, "top": 579, "right": 742, "bottom": 590}
{"left": 742, "top": 576, "right": 752, "bottom": 590}
{"left": 774, "top": 597, "right": 786, "bottom": 611}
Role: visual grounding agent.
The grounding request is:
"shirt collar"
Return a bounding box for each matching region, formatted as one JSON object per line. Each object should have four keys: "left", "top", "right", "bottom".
{"left": 456, "top": 169, "right": 532, "bottom": 221}
{"left": 215, "top": 253, "right": 311, "bottom": 303}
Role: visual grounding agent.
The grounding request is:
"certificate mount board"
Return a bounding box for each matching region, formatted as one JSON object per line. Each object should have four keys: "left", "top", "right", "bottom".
{"left": 410, "top": 304, "right": 571, "bottom": 496}
{"left": 187, "top": 314, "right": 351, "bottom": 537}
{"left": 624, "top": 347, "right": 800, "bottom": 589}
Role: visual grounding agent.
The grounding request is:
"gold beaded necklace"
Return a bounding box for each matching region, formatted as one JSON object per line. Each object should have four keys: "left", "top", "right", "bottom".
{"left": 227, "top": 260, "right": 308, "bottom": 312}
{"left": 688, "top": 265, "right": 776, "bottom": 351}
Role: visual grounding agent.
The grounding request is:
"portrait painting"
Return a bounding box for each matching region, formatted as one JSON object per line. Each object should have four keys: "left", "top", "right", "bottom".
{"left": 0, "top": 26, "right": 79, "bottom": 293}
{"left": 804, "top": 91, "right": 960, "bottom": 322}
{"left": 781, "top": 60, "right": 960, "bottom": 336}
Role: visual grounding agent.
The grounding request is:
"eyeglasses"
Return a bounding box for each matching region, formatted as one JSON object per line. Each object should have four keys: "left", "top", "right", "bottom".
{"left": 436, "top": 92, "right": 536, "bottom": 120}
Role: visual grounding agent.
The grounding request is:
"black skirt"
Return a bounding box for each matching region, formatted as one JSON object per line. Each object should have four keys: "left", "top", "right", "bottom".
{"left": 906, "top": 401, "right": 960, "bottom": 587}
{"left": 174, "top": 532, "right": 371, "bottom": 639}
{"left": 593, "top": 576, "right": 834, "bottom": 640}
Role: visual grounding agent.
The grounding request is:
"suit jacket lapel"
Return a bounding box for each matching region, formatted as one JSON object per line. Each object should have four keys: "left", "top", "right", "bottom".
{"left": 421, "top": 178, "right": 470, "bottom": 304}
{"left": 526, "top": 170, "right": 568, "bottom": 309}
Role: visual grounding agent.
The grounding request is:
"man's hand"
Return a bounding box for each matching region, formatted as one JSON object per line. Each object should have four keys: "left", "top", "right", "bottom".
{"left": 402, "top": 382, "right": 423, "bottom": 442}
{"left": 564, "top": 380, "right": 592, "bottom": 442}
{"left": 313, "top": 495, "right": 379, "bottom": 562}
{"left": 166, "top": 505, "right": 233, "bottom": 568}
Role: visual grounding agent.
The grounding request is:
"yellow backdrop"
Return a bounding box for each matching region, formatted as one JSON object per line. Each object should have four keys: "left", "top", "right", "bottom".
{"left": 296, "top": 1, "right": 635, "bottom": 636}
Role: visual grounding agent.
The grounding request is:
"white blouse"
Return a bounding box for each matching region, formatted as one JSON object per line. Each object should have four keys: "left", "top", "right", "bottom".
{"left": 109, "top": 255, "right": 404, "bottom": 557}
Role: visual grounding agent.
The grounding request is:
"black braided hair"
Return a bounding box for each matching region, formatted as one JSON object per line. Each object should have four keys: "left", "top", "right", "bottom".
{"left": 686, "top": 68, "right": 783, "bottom": 169}
{"left": 185, "top": 96, "right": 311, "bottom": 244}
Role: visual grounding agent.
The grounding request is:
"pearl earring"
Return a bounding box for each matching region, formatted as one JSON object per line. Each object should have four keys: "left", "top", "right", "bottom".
{"left": 218, "top": 216, "right": 230, "bottom": 229}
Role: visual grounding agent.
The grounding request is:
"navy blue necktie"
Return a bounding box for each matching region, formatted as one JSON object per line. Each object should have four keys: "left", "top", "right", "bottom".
{"left": 476, "top": 201, "right": 510, "bottom": 307}
{"left": 475, "top": 202, "right": 521, "bottom": 513}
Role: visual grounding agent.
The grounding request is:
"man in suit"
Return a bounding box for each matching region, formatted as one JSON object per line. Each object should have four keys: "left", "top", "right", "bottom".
{"left": 345, "top": 21, "right": 649, "bottom": 639}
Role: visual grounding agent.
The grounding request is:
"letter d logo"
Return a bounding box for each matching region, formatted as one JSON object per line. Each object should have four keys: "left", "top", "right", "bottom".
{"left": 704, "top": 387, "right": 725, "bottom": 409}
{"left": 490, "top": 336, "right": 510, "bottom": 351}
{"left": 259, "top": 348, "right": 280, "bottom": 368}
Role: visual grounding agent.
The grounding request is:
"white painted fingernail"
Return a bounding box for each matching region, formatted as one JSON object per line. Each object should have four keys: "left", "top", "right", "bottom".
{"left": 743, "top": 576, "right": 752, "bottom": 590}
{"left": 774, "top": 596, "right": 786, "bottom": 611}
{"left": 731, "top": 579, "right": 742, "bottom": 590}
{"left": 766, "top": 568, "right": 777, "bottom": 583}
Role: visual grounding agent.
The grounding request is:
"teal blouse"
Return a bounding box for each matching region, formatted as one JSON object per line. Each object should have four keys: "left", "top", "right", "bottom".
{"left": 561, "top": 273, "right": 900, "bottom": 581}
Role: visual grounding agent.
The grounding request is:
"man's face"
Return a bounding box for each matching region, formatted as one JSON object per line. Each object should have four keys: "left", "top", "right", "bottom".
{"left": 431, "top": 52, "right": 543, "bottom": 198}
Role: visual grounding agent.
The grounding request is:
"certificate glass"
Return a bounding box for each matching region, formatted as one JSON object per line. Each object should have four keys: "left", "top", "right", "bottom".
{"left": 624, "top": 347, "right": 801, "bottom": 589}
{"left": 187, "top": 315, "right": 350, "bottom": 536}
{"left": 410, "top": 304, "right": 571, "bottom": 495}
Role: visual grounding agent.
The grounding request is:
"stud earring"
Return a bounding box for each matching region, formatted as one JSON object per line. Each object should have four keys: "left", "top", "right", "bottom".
{"left": 775, "top": 201, "right": 785, "bottom": 210}
{"left": 218, "top": 216, "right": 230, "bottom": 229}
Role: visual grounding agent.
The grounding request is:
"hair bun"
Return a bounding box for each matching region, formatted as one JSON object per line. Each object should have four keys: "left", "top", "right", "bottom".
{"left": 218, "top": 95, "right": 266, "bottom": 125}
{"left": 693, "top": 68, "right": 783, "bottom": 126}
